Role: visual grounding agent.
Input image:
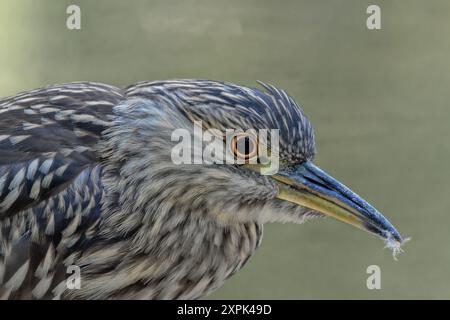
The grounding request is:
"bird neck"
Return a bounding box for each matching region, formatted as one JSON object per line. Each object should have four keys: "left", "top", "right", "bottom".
{"left": 90, "top": 182, "right": 264, "bottom": 298}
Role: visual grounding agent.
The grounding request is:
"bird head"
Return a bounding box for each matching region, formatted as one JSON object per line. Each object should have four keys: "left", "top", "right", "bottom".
{"left": 106, "top": 80, "right": 403, "bottom": 253}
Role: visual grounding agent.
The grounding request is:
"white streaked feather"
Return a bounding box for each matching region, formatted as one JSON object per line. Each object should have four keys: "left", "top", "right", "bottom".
{"left": 30, "top": 177, "right": 42, "bottom": 199}
{"left": 39, "top": 158, "right": 54, "bottom": 175}
{"left": 27, "top": 159, "right": 40, "bottom": 180}
{"left": 9, "top": 167, "right": 26, "bottom": 191}
{"left": 0, "top": 184, "right": 23, "bottom": 211}
{"left": 9, "top": 135, "right": 30, "bottom": 145}
{"left": 3, "top": 261, "right": 30, "bottom": 291}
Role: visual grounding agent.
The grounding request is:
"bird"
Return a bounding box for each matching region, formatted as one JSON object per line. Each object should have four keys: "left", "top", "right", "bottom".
{"left": 0, "top": 79, "right": 403, "bottom": 299}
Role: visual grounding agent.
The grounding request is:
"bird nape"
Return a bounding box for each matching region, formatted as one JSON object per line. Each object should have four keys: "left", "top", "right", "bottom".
{"left": 0, "top": 79, "right": 404, "bottom": 299}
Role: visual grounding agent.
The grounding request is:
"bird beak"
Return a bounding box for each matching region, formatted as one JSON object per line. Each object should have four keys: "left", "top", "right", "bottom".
{"left": 273, "top": 162, "right": 403, "bottom": 244}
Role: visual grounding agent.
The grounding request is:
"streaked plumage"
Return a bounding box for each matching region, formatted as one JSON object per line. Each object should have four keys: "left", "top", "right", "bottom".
{"left": 0, "top": 80, "right": 402, "bottom": 299}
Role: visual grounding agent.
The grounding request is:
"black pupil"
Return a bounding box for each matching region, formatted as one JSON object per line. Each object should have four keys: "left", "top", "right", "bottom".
{"left": 236, "top": 137, "right": 253, "bottom": 156}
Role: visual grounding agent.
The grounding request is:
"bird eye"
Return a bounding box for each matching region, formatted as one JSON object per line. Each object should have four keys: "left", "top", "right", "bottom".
{"left": 231, "top": 133, "right": 258, "bottom": 161}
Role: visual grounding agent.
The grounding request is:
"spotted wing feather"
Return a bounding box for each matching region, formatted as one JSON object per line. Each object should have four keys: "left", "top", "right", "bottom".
{"left": 0, "top": 82, "right": 124, "bottom": 298}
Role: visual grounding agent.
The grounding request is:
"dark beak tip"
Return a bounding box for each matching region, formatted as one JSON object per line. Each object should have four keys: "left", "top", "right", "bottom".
{"left": 388, "top": 230, "right": 403, "bottom": 244}
{"left": 376, "top": 219, "right": 403, "bottom": 243}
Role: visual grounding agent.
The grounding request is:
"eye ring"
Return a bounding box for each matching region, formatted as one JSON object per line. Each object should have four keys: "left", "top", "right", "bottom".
{"left": 231, "top": 133, "right": 258, "bottom": 161}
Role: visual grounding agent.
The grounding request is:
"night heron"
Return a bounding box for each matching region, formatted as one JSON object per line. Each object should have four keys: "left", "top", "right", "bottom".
{"left": 0, "top": 80, "right": 403, "bottom": 299}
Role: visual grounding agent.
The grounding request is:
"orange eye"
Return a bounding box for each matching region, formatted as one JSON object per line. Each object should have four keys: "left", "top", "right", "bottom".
{"left": 231, "top": 133, "right": 258, "bottom": 161}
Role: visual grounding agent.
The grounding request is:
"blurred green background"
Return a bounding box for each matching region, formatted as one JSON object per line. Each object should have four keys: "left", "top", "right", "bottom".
{"left": 1, "top": 0, "right": 449, "bottom": 299}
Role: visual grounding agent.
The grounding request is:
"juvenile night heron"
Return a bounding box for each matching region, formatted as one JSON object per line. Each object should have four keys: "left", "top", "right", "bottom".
{"left": 0, "top": 80, "right": 403, "bottom": 299}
